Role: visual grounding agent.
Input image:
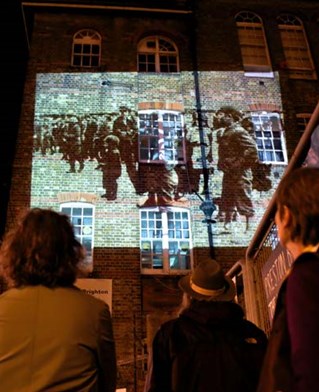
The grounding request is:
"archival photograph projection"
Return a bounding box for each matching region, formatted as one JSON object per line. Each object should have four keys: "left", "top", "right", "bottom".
{"left": 31, "top": 70, "right": 287, "bottom": 256}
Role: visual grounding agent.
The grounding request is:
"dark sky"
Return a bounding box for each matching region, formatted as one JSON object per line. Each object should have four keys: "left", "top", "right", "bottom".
{"left": 0, "top": 0, "right": 28, "bottom": 235}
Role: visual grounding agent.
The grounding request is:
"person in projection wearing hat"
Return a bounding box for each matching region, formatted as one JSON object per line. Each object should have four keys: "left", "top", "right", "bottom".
{"left": 144, "top": 259, "right": 267, "bottom": 392}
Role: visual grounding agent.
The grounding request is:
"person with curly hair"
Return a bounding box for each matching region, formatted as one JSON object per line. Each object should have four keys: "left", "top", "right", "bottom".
{"left": 0, "top": 208, "right": 117, "bottom": 392}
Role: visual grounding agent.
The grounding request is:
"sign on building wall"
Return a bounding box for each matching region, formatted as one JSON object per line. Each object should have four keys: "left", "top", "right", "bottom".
{"left": 262, "top": 244, "right": 293, "bottom": 322}
{"left": 75, "top": 278, "right": 112, "bottom": 313}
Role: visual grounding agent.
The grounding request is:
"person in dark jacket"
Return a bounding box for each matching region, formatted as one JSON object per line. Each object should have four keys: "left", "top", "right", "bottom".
{"left": 144, "top": 259, "right": 267, "bottom": 392}
{"left": 257, "top": 167, "right": 319, "bottom": 392}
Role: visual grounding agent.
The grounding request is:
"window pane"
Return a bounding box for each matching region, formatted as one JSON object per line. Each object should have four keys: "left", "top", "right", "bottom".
{"left": 91, "top": 57, "right": 99, "bottom": 67}
{"left": 147, "top": 63, "right": 156, "bottom": 72}
{"left": 83, "top": 208, "right": 93, "bottom": 215}
{"left": 73, "top": 56, "right": 81, "bottom": 66}
{"left": 61, "top": 207, "right": 71, "bottom": 215}
{"left": 74, "top": 44, "right": 82, "bottom": 54}
{"left": 82, "top": 56, "right": 90, "bottom": 66}
{"left": 73, "top": 226, "right": 81, "bottom": 235}
{"left": 83, "top": 44, "right": 91, "bottom": 54}
{"left": 92, "top": 45, "right": 100, "bottom": 55}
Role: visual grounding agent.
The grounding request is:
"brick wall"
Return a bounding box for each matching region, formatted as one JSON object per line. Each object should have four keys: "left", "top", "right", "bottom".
{"left": 5, "top": 1, "right": 319, "bottom": 390}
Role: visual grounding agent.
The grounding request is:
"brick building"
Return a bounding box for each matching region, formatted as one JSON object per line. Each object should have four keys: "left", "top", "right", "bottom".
{"left": 3, "top": 0, "right": 319, "bottom": 390}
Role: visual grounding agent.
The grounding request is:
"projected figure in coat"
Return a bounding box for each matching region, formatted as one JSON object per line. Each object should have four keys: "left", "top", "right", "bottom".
{"left": 214, "top": 107, "right": 259, "bottom": 231}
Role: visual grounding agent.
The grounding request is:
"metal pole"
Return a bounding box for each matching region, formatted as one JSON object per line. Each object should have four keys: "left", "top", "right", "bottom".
{"left": 190, "top": 1, "right": 216, "bottom": 258}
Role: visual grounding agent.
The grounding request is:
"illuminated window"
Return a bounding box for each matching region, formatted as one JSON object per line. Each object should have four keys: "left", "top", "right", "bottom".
{"left": 60, "top": 202, "right": 95, "bottom": 262}
{"left": 137, "top": 36, "right": 179, "bottom": 73}
{"left": 71, "top": 29, "right": 101, "bottom": 67}
{"left": 277, "top": 14, "right": 316, "bottom": 80}
{"left": 235, "top": 11, "right": 272, "bottom": 73}
{"left": 138, "top": 110, "right": 185, "bottom": 164}
{"left": 251, "top": 112, "right": 287, "bottom": 163}
{"left": 140, "top": 207, "right": 192, "bottom": 274}
{"left": 296, "top": 113, "right": 311, "bottom": 133}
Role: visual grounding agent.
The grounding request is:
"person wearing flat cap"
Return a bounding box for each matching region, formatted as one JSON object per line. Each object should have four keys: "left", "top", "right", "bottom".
{"left": 144, "top": 259, "right": 267, "bottom": 392}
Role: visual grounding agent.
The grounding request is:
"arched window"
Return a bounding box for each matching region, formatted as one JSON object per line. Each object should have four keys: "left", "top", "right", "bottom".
{"left": 71, "top": 29, "right": 101, "bottom": 67}
{"left": 235, "top": 11, "right": 271, "bottom": 73}
{"left": 137, "top": 36, "right": 179, "bottom": 73}
{"left": 277, "top": 14, "right": 316, "bottom": 79}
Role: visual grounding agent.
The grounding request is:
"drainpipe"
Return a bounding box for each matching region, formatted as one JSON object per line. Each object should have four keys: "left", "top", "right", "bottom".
{"left": 189, "top": 0, "right": 216, "bottom": 259}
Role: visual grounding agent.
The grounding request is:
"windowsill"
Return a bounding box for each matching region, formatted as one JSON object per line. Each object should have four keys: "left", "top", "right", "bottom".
{"left": 141, "top": 269, "right": 190, "bottom": 275}
{"left": 244, "top": 71, "right": 274, "bottom": 78}
{"left": 259, "top": 161, "right": 288, "bottom": 166}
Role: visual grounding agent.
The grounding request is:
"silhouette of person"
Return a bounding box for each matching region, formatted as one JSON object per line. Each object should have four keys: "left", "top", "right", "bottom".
{"left": 214, "top": 107, "right": 259, "bottom": 231}
{"left": 113, "top": 106, "right": 138, "bottom": 191}
{"left": 100, "top": 135, "right": 122, "bottom": 200}
{"left": 0, "top": 208, "right": 117, "bottom": 392}
{"left": 144, "top": 259, "right": 267, "bottom": 392}
{"left": 63, "top": 116, "right": 84, "bottom": 173}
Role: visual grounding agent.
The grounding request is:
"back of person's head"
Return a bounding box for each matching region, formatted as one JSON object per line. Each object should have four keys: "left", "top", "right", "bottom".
{"left": 0, "top": 208, "right": 84, "bottom": 288}
{"left": 276, "top": 167, "right": 319, "bottom": 245}
{"left": 178, "top": 259, "right": 236, "bottom": 302}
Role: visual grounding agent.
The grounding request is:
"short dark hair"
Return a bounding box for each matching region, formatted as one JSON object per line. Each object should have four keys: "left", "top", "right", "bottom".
{"left": 276, "top": 167, "right": 319, "bottom": 245}
{"left": 0, "top": 208, "right": 84, "bottom": 288}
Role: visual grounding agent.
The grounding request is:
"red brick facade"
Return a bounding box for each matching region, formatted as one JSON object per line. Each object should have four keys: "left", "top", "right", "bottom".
{"left": 4, "top": 1, "right": 319, "bottom": 390}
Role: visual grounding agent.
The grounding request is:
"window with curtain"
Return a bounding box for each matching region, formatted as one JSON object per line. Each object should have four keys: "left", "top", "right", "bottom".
{"left": 277, "top": 14, "right": 316, "bottom": 80}
{"left": 235, "top": 11, "right": 272, "bottom": 73}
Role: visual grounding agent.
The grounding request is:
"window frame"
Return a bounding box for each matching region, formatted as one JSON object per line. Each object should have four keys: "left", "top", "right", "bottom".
{"left": 140, "top": 207, "right": 193, "bottom": 275}
{"left": 137, "top": 36, "right": 179, "bottom": 73}
{"left": 71, "top": 29, "right": 101, "bottom": 68}
{"left": 296, "top": 113, "right": 311, "bottom": 133}
{"left": 277, "top": 14, "right": 317, "bottom": 80}
{"left": 251, "top": 112, "right": 288, "bottom": 164}
{"left": 138, "top": 109, "right": 186, "bottom": 164}
{"left": 60, "top": 202, "right": 95, "bottom": 263}
{"left": 235, "top": 11, "right": 272, "bottom": 74}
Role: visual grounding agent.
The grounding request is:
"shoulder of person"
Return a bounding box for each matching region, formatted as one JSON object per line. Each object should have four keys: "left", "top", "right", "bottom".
{"left": 240, "top": 319, "right": 268, "bottom": 346}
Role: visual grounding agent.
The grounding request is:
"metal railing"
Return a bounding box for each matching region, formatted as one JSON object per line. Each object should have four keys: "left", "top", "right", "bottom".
{"left": 244, "top": 100, "right": 319, "bottom": 333}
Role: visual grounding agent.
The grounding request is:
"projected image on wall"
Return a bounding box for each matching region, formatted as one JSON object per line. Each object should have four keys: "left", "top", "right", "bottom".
{"left": 31, "top": 71, "right": 287, "bottom": 261}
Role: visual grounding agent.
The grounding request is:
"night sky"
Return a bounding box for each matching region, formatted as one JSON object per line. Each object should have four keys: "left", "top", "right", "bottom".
{"left": 0, "top": 0, "right": 28, "bottom": 235}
